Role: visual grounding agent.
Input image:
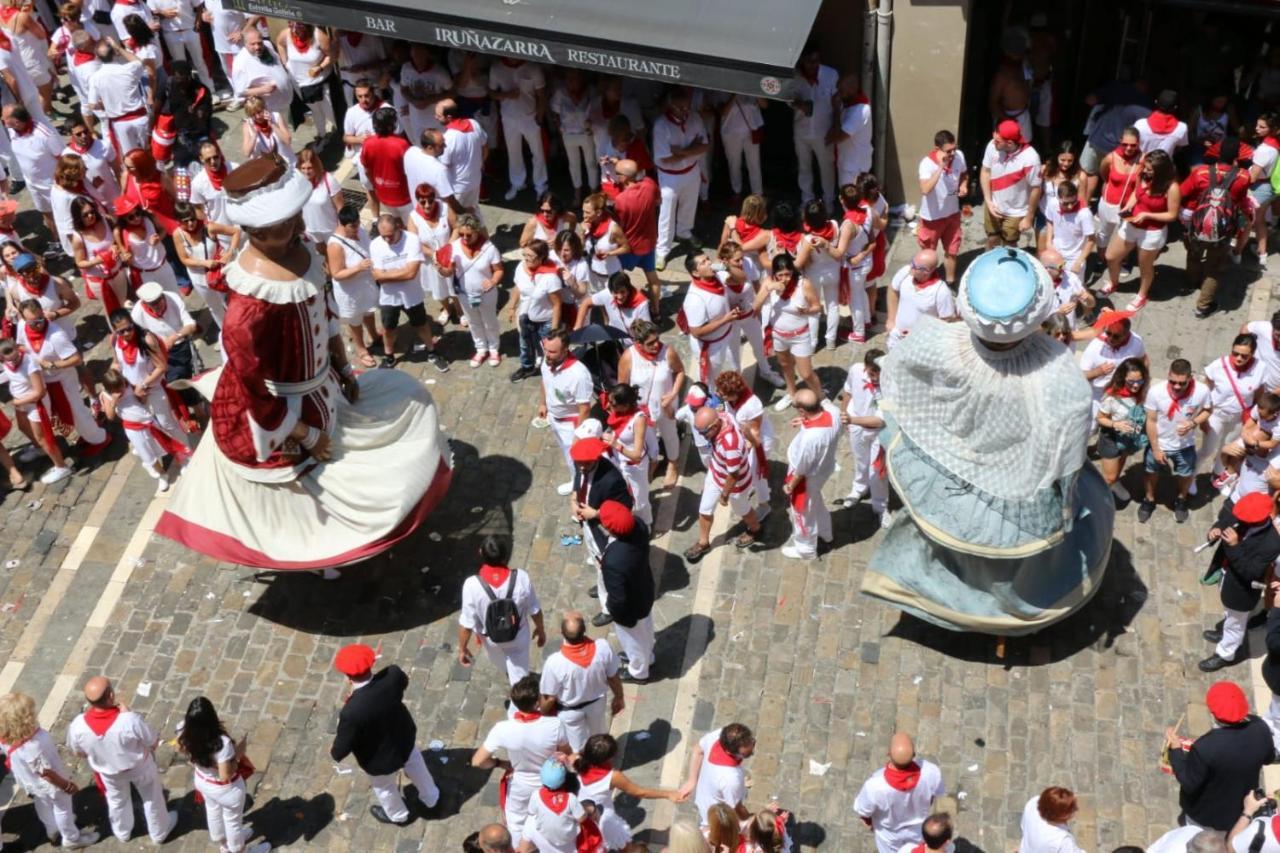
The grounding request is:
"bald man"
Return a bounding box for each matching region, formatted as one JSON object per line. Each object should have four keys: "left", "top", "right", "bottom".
{"left": 1040, "top": 246, "right": 1095, "bottom": 330}
{"left": 885, "top": 249, "right": 957, "bottom": 349}
{"left": 478, "top": 823, "right": 516, "bottom": 852}
{"left": 610, "top": 158, "right": 662, "bottom": 309}
{"left": 538, "top": 612, "right": 624, "bottom": 750}
{"left": 435, "top": 98, "right": 489, "bottom": 212}
{"left": 853, "top": 733, "right": 946, "bottom": 853}
{"left": 782, "top": 388, "right": 842, "bottom": 559}
{"left": 66, "top": 677, "right": 176, "bottom": 844}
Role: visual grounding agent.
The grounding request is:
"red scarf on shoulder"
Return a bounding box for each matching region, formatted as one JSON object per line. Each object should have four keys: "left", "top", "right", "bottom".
{"left": 83, "top": 706, "right": 121, "bottom": 736}
{"left": 772, "top": 228, "right": 801, "bottom": 255}
{"left": 883, "top": 761, "right": 921, "bottom": 791}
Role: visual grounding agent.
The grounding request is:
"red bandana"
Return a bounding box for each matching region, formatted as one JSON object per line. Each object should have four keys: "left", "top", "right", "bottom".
{"left": 772, "top": 229, "right": 802, "bottom": 255}
{"left": 844, "top": 89, "right": 871, "bottom": 106}
{"left": 633, "top": 341, "right": 660, "bottom": 362}
{"left": 513, "top": 710, "right": 541, "bottom": 722}
{"left": 67, "top": 136, "right": 91, "bottom": 155}
{"left": 616, "top": 290, "right": 647, "bottom": 310}
{"left": 72, "top": 49, "right": 96, "bottom": 66}
{"left": 691, "top": 277, "right": 724, "bottom": 296}
{"left": 802, "top": 409, "right": 834, "bottom": 428}
{"left": 18, "top": 273, "right": 47, "bottom": 297}
{"left": 1147, "top": 110, "right": 1178, "bottom": 134}
{"left": 343, "top": 31, "right": 362, "bottom": 47}
{"left": 446, "top": 118, "right": 474, "bottom": 133}
{"left": 204, "top": 160, "right": 227, "bottom": 191}
{"left": 1265, "top": 137, "right": 1280, "bottom": 151}
{"left": 83, "top": 706, "right": 121, "bottom": 736}
{"left": 415, "top": 202, "right": 439, "bottom": 223}
{"left": 843, "top": 207, "right": 868, "bottom": 226}
{"left": 115, "top": 332, "right": 139, "bottom": 365}
{"left": 560, "top": 640, "right": 597, "bottom": 668}
{"left": 928, "top": 149, "right": 953, "bottom": 174}
{"left": 478, "top": 563, "right": 511, "bottom": 588}
{"left": 289, "top": 29, "right": 310, "bottom": 53}
{"left": 536, "top": 212, "right": 559, "bottom": 232}
{"left": 606, "top": 409, "right": 638, "bottom": 436}
{"left": 539, "top": 787, "right": 571, "bottom": 814}
{"left": 914, "top": 275, "right": 942, "bottom": 290}
{"left": 805, "top": 221, "right": 837, "bottom": 242}
{"left": 589, "top": 215, "right": 612, "bottom": 240}
{"left": 883, "top": 761, "right": 921, "bottom": 792}
{"left": 578, "top": 763, "right": 612, "bottom": 785}
{"left": 22, "top": 322, "right": 46, "bottom": 355}
{"left": 1166, "top": 379, "right": 1195, "bottom": 418}
{"left": 707, "top": 741, "right": 742, "bottom": 767}
{"left": 141, "top": 299, "right": 167, "bottom": 320}
{"left": 735, "top": 219, "right": 761, "bottom": 242}
{"left": 1113, "top": 145, "right": 1140, "bottom": 164}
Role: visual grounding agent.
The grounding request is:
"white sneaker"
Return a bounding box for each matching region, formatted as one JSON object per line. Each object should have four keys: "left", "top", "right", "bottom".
{"left": 504, "top": 185, "right": 523, "bottom": 201}
{"left": 556, "top": 481, "right": 574, "bottom": 496}
{"left": 155, "top": 476, "right": 170, "bottom": 494}
{"left": 761, "top": 371, "right": 786, "bottom": 388}
{"left": 1188, "top": 480, "right": 1199, "bottom": 497}
{"left": 63, "top": 830, "right": 100, "bottom": 849}
{"left": 772, "top": 394, "right": 792, "bottom": 412}
{"left": 40, "top": 465, "right": 71, "bottom": 484}
{"left": 780, "top": 543, "right": 814, "bottom": 559}
{"left": 879, "top": 510, "right": 894, "bottom": 529}
{"left": 1261, "top": 256, "right": 1270, "bottom": 272}
{"left": 246, "top": 842, "right": 272, "bottom": 853}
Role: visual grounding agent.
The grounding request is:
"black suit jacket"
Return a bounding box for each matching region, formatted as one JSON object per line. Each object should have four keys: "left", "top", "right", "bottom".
{"left": 1263, "top": 607, "right": 1280, "bottom": 696}
{"left": 1209, "top": 502, "right": 1280, "bottom": 612}
{"left": 575, "top": 458, "right": 633, "bottom": 555}
{"left": 329, "top": 666, "right": 418, "bottom": 775}
{"left": 601, "top": 523, "right": 655, "bottom": 628}
{"left": 1169, "top": 716, "right": 1275, "bottom": 830}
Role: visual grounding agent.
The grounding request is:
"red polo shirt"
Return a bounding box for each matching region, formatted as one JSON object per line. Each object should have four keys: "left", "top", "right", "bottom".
{"left": 611, "top": 177, "right": 660, "bottom": 256}
{"left": 360, "top": 134, "right": 412, "bottom": 207}
{"left": 1179, "top": 163, "right": 1250, "bottom": 214}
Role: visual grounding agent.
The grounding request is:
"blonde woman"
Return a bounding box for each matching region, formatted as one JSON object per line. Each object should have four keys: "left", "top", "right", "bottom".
{"left": 240, "top": 95, "right": 295, "bottom": 164}
{"left": 665, "top": 821, "right": 711, "bottom": 853}
{"left": 0, "top": 692, "right": 99, "bottom": 848}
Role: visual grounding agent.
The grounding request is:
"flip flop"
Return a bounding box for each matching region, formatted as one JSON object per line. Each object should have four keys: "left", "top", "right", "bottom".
{"left": 733, "top": 530, "right": 759, "bottom": 549}
{"left": 356, "top": 352, "right": 378, "bottom": 369}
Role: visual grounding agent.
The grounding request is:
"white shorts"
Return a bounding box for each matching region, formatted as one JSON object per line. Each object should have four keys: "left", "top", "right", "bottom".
{"left": 27, "top": 185, "right": 52, "bottom": 213}
{"left": 699, "top": 478, "right": 754, "bottom": 517}
{"left": 771, "top": 325, "right": 814, "bottom": 357}
{"left": 1117, "top": 221, "right": 1167, "bottom": 252}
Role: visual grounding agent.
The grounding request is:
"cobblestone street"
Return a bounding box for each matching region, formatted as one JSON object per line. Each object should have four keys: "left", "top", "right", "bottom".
{"left": 0, "top": 102, "right": 1278, "bottom": 851}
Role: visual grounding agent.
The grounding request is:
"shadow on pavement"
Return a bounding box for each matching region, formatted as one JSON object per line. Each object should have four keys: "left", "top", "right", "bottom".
{"left": 245, "top": 441, "right": 532, "bottom": 635}
{"left": 248, "top": 792, "right": 335, "bottom": 847}
{"left": 424, "top": 747, "right": 491, "bottom": 819}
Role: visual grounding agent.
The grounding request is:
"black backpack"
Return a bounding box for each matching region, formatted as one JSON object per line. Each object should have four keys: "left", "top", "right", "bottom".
{"left": 482, "top": 572, "right": 522, "bottom": 644}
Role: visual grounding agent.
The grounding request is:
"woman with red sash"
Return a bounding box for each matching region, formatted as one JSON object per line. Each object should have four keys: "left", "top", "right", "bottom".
{"left": 108, "top": 309, "right": 192, "bottom": 466}
{"left": 718, "top": 194, "right": 770, "bottom": 268}
{"left": 0, "top": 336, "right": 73, "bottom": 484}
{"left": 69, "top": 196, "right": 129, "bottom": 319}
{"left": 1094, "top": 127, "right": 1143, "bottom": 278}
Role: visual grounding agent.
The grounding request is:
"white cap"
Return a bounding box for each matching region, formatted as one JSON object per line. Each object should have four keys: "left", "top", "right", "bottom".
{"left": 225, "top": 163, "right": 312, "bottom": 228}
{"left": 573, "top": 418, "right": 603, "bottom": 440}
{"left": 136, "top": 281, "right": 164, "bottom": 303}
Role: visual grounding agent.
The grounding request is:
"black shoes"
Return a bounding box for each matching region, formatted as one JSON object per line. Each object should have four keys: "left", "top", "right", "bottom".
{"left": 1194, "top": 302, "right": 1218, "bottom": 320}
{"left": 1137, "top": 500, "right": 1155, "bottom": 523}
{"left": 425, "top": 350, "right": 449, "bottom": 372}
{"left": 379, "top": 355, "right": 396, "bottom": 369}
{"left": 510, "top": 366, "right": 537, "bottom": 383}
{"left": 369, "top": 805, "right": 411, "bottom": 826}
{"left": 591, "top": 612, "right": 613, "bottom": 627}
{"left": 1198, "top": 652, "right": 1242, "bottom": 673}
{"left": 1173, "top": 498, "right": 1189, "bottom": 524}
{"left": 1203, "top": 627, "right": 1223, "bottom": 643}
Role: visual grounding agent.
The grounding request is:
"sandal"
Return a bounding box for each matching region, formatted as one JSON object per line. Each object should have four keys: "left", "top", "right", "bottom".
{"left": 355, "top": 351, "right": 377, "bottom": 369}
{"left": 733, "top": 529, "right": 759, "bottom": 549}
{"left": 683, "top": 542, "right": 712, "bottom": 563}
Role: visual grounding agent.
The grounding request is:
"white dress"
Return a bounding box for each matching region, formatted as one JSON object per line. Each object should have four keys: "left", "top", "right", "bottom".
{"left": 301, "top": 173, "right": 340, "bottom": 243}
{"left": 577, "top": 766, "right": 632, "bottom": 849}
{"left": 409, "top": 204, "right": 453, "bottom": 301}
{"left": 326, "top": 230, "right": 379, "bottom": 321}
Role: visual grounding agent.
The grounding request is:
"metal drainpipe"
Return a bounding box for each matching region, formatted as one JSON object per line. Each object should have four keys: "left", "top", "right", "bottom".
{"left": 872, "top": 0, "right": 893, "bottom": 181}
{"left": 862, "top": 0, "right": 877, "bottom": 99}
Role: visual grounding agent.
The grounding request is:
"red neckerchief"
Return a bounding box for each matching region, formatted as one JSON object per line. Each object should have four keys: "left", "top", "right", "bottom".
{"left": 547, "top": 355, "right": 579, "bottom": 375}
{"left": 18, "top": 273, "right": 47, "bottom": 297}
{"left": 560, "top": 639, "right": 597, "bottom": 668}
{"left": 772, "top": 229, "right": 802, "bottom": 254}
{"left": 735, "top": 220, "right": 762, "bottom": 242}
{"left": 1228, "top": 355, "right": 1256, "bottom": 376}
{"left": 616, "top": 290, "right": 647, "bottom": 310}
{"left": 415, "top": 202, "right": 439, "bottom": 223}
{"left": 531, "top": 262, "right": 559, "bottom": 277}
{"left": 446, "top": 118, "right": 473, "bottom": 133}
{"left": 589, "top": 215, "right": 612, "bottom": 240}
{"left": 536, "top": 212, "right": 559, "bottom": 232}
{"left": 928, "top": 149, "right": 953, "bottom": 174}
{"left": 732, "top": 388, "right": 754, "bottom": 410}
{"left": 802, "top": 409, "right": 835, "bottom": 429}
{"left": 67, "top": 136, "right": 92, "bottom": 155}
{"left": 707, "top": 741, "right": 742, "bottom": 767}
{"left": 1112, "top": 145, "right": 1139, "bottom": 165}
{"left": 539, "top": 787, "right": 571, "bottom": 814}
{"left": 83, "top": 706, "right": 122, "bottom": 736}
{"left": 883, "top": 761, "right": 921, "bottom": 791}
{"left": 863, "top": 379, "right": 879, "bottom": 393}
{"left": 11, "top": 120, "right": 32, "bottom": 138}
{"left": 1059, "top": 202, "right": 1081, "bottom": 216}
{"left": 1265, "top": 136, "right": 1280, "bottom": 151}
{"left": 664, "top": 111, "right": 686, "bottom": 132}
{"left": 805, "top": 221, "right": 837, "bottom": 241}
{"left": 843, "top": 90, "right": 870, "bottom": 106}
{"left": 843, "top": 207, "right": 868, "bottom": 226}
{"left": 513, "top": 710, "right": 541, "bottom": 723}
{"left": 691, "top": 276, "right": 724, "bottom": 296}
{"left": 1107, "top": 385, "right": 1139, "bottom": 399}
{"left": 141, "top": 298, "right": 167, "bottom": 319}
{"left": 478, "top": 563, "right": 511, "bottom": 588}
{"left": 914, "top": 275, "right": 942, "bottom": 290}
{"left": 124, "top": 37, "right": 137, "bottom": 51}
{"left": 579, "top": 763, "right": 612, "bottom": 785}
{"left": 72, "top": 48, "right": 96, "bottom": 66}
{"left": 115, "top": 332, "right": 139, "bottom": 365}
{"left": 633, "top": 342, "right": 659, "bottom": 362}
{"left": 779, "top": 276, "right": 798, "bottom": 301}
{"left": 22, "top": 322, "right": 46, "bottom": 355}
{"left": 343, "top": 31, "right": 362, "bottom": 47}
{"left": 606, "top": 408, "right": 637, "bottom": 435}
{"left": 288, "top": 28, "right": 310, "bottom": 53}
{"left": 204, "top": 157, "right": 227, "bottom": 191}
{"left": 1146, "top": 110, "right": 1178, "bottom": 134}
{"left": 1167, "top": 379, "right": 1195, "bottom": 419}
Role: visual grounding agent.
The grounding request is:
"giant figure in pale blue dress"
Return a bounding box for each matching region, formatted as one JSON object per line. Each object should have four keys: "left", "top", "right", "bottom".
{"left": 862, "top": 248, "right": 1115, "bottom": 635}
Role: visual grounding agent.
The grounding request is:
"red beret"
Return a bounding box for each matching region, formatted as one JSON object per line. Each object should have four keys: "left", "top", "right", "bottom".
{"left": 598, "top": 500, "right": 635, "bottom": 536}
{"left": 333, "top": 643, "right": 376, "bottom": 677}
{"left": 570, "top": 437, "right": 609, "bottom": 463}
{"left": 1206, "top": 681, "right": 1249, "bottom": 723}
{"left": 1092, "top": 309, "right": 1134, "bottom": 331}
{"left": 1233, "top": 491, "right": 1273, "bottom": 525}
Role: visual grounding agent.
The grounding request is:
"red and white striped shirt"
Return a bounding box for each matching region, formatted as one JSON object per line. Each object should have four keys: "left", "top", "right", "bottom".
{"left": 709, "top": 414, "right": 751, "bottom": 493}
{"left": 981, "top": 140, "right": 1042, "bottom": 218}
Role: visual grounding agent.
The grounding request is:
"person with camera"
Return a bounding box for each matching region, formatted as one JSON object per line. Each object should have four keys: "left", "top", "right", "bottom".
{"left": 1227, "top": 789, "right": 1280, "bottom": 852}
{"left": 1166, "top": 681, "right": 1276, "bottom": 831}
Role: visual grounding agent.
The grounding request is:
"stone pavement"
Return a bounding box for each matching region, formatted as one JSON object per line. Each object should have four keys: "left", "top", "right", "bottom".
{"left": 0, "top": 91, "right": 1278, "bottom": 851}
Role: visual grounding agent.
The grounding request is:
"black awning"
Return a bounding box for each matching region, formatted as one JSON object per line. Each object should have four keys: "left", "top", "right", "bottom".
{"left": 228, "top": 0, "right": 826, "bottom": 98}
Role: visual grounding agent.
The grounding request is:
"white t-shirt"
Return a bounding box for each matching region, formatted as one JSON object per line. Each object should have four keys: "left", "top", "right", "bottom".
{"left": 549, "top": 87, "right": 592, "bottom": 136}
{"left": 681, "top": 285, "right": 730, "bottom": 339}
{"left": 1080, "top": 332, "right": 1147, "bottom": 390}
{"left": 693, "top": 729, "right": 746, "bottom": 826}
{"left": 589, "top": 290, "right": 650, "bottom": 336}
{"left": 188, "top": 161, "right": 237, "bottom": 229}
{"left": 1247, "top": 321, "right": 1280, "bottom": 386}
{"left": 3, "top": 728, "right": 68, "bottom": 799}
{"left": 448, "top": 239, "right": 501, "bottom": 301}
{"left": 837, "top": 103, "right": 873, "bottom": 177}
{"left": 1045, "top": 205, "right": 1096, "bottom": 259}
{"left": 1230, "top": 817, "right": 1280, "bottom": 853}
{"left": 1254, "top": 142, "right": 1280, "bottom": 184}
{"left": 1017, "top": 796, "right": 1086, "bottom": 853}
{"left": 481, "top": 715, "right": 569, "bottom": 787}
{"left": 0, "top": 352, "right": 44, "bottom": 412}
{"left": 843, "top": 363, "right": 881, "bottom": 419}
{"left": 981, "top": 141, "right": 1043, "bottom": 218}
{"left": 441, "top": 120, "right": 487, "bottom": 202}
{"left": 192, "top": 734, "right": 237, "bottom": 780}
{"left": 202, "top": 0, "right": 247, "bottom": 55}
{"left": 1230, "top": 444, "right": 1280, "bottom": 501}
{"left": 918, "top": 150, "right": 968, "bottom": 221}
{"left": 458, "top": 569, "right": 541, "bottom": 639}
{"left": 524, "top": 789, "right": 585, "bottom": 853}
{"left": 1144, "top": 382, "right": 1211, "bottom": 452}
{"left": 1134, "top": 116, "right": 1190, "bottom": 156}
{"left": 489, "top": 61, "right": 544, "bottom": 123}
{"left": 652, "top": 112, "right": 708, "bottom": 174}
{"left": 721, "top": 95, "right": 764, "bottom": 137}
{"left": 230, "top": 46, "right": 293, "bottom": 115}
{"left": 66, "top": 710, "right": 157, "bottom": 775}
{"left": 370, "top": 231, "right": 424, "bottom": 308}
{"left": 540, "top": 358, "right": 593, "bottom": 421}
{"left": 539, "top": 640, "right": 619, "bottom": 707}
{"left": 785, "top": 64, "right": 838, "bottom": 140}
{"left": 852, "top": 761, "right": 946, "bottom": 853}
{"left": 147, "top": 0, "right": 198, "bottom": 31}
{"left": 514, "top": 263, "right": 562, "bottom": 324}
{"left": 1203, "top": 356, "right": 1266, "bottom": 419}
{"left": 403, "top": 148, "right": 454, "bottom": 200}
{"left": 8, "top": 122, "right": 65, "bottom": 193}
{"left": 398, "top": 63, "right": 451, "bottom": 129}
{"left": 889, "top": 270, "right": 956, "bottom": 346}
{"left": 131, "top": 293, "right": 195, "bottom": 340}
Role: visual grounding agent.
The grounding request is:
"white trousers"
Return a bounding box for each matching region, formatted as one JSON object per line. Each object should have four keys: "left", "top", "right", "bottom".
{"left": 689, "top": 336, "right": 732, "bottom": 385}
{"left": 558, "top": 700, "right": 607, "bottom": 752}
{"left": 656, "top": 169, "right": 700, "bottom": 258}
{"left": 161, "top": 29, "right": 212, "bottom": 89}
{"left": 722, "top": 131, "right": 762, "bottom": 196}
{"left": 306, "top": 96, "right": 335, "bottom": 139}
{"left": 650, "top": 411, "right": 679, "bottom": 462}
{"left": 848, "top": 425, "right": 887, "bottom": 512}
{"left": 727, "top": 317, "right": 781, "bottom": 381}
{"left": 615, "top": 615, "right": 655, "bottom": 679}
{"left": 101, "top": 760, "right": 171, "bottom": 843}
{"left": 51, "top": 375, "right": 108, "bottom": 445}
{"left": 503, "top": 117, "right": 547, "bottom": 192}
{"left": 33, "top": 789, "right": 85, "bottom": 844}
{"left": 789, "top": 473, "right": 832, "bottom": 555}
{"left": 460, "top": 289, "right": 501, "bottom": 354}
{"left": 142, "top": 386, "right": 192, "bottom": 450}
{"left": 191, "top": 279, "right": 227, "bottom": 328}
{"left": 808, "top": 274, "right": 841, "bottom": 346}
{"left": 111, "top": 114, "right": 151, "bottom": 157}
{"left": 482, "top": 628, "right": 532, "bottom": 685}
{"left": 619, "top": 459, "right": 652, "bottom": 526}
{"left": 1200, "top": 409, "right": 1241, "bottom": 475}
{"left": 595, "top": 557, "right": 610, "bottom": 617}
{"left": 1216, "top": 606, "right": 1250, "bottom": 659}
{"left": 562, "top": 132, "right": 598, "bottom": 190}
{"left": 550, "top": 417, "right": 576, "bottom": 481}
{"left": 847, "top": 268, "right": 870, "bottom": 337}
{"left": 193, "top": 773, "right": 247, "bottom": 850}
{"left": 795, "top": 134, "right": 835, "bottom": 204}
{"left": 368, "top": 747, "right": 439, "bottom": 823}
{"left": 505, "top": 777, "right": 538, "bottom": 845}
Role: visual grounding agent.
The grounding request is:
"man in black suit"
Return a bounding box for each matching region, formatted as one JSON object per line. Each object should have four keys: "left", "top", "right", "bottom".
{"left": 569, "top": 435, "right": 633, "bottom": 626}
{"left": 1200, "top": 491, "right": 1280, "bottom": 671}
{"left": 330, "top": 643, "right": 441, "bottom": 826}
{"left": 1167, "top": 681, "right": 1275, "bottom": 831}
{"left": 598, "top": 499, "right": 657, "bottom": 683}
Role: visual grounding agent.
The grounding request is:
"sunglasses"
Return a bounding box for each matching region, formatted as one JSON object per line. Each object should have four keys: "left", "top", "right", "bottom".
{"left": 1169, "top": 379, "right": 1190, "bottom": 387}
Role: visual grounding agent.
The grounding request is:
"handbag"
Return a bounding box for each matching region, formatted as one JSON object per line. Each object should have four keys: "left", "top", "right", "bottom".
{"left": 299, "top": 77, "right": 328, "bottom": 104}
